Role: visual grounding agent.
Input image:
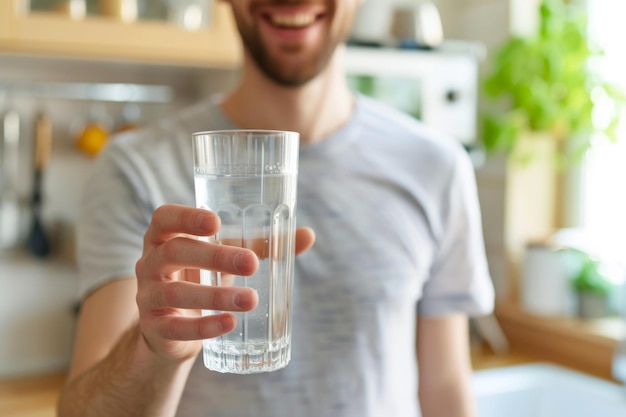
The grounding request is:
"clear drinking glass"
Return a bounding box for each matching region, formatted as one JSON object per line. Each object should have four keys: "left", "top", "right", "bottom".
{"left": 192, "top": 130, "right": 299, "bottom": 374}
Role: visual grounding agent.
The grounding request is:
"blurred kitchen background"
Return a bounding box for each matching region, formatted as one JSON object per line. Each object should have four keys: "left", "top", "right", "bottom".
{"left": 1, "top": 0, "right": 626, "bottom": 416}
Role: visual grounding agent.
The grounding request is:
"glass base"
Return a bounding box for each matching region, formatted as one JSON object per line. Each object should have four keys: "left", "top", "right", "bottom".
{"left": 203, "top": 338, "right": 291, "bottom": 374}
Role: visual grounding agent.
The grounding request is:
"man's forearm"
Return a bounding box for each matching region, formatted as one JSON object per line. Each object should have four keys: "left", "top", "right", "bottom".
{"left": 416, "top": 314, "right": 477, "bottom": 417}
{"left": 419, "top": 379, "right": 476, "bottom": 417}
{"left": 57, "top": 323, "right": 195, "bottom": 417}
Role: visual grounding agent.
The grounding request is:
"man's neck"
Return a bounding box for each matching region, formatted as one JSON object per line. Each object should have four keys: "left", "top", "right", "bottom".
{"left": 220, "top": 47, "right": 354, "bottom": 145}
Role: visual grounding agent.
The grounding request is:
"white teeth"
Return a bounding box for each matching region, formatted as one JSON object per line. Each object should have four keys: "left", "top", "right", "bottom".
{"left": 270, "top": 13, "right": 315, "bottom": 28}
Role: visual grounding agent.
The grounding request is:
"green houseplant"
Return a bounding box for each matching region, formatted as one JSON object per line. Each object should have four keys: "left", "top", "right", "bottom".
{"left": 481, "top": 0, "right": 624, "bottom": 162}
{"left": 571, "top": 253, "right": 612, "bottom": 319}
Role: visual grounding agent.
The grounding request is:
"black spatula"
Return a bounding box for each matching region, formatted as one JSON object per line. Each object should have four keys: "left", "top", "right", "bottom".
{"left": 26, "top": 112, "right": 52, "bottom": 258}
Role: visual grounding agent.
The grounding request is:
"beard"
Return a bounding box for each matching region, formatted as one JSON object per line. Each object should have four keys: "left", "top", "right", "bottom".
{"left": 242, "top": 31, "right": 340, "bottom": 87}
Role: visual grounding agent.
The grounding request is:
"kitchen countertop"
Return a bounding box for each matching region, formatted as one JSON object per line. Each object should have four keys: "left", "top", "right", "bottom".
{"left": 494, "top": 300, "right": 625, "bottom": 381}
{"left": 3, "top": 303, "right": 620, "bottom": 415}
{"left": 0, "top": 347, "right": 540, "bottom": 417}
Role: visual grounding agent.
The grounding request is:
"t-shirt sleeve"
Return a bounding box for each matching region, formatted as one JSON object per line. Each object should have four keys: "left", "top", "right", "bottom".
{"left": 75, "top": 143, "right": 153, "bottom": 300}
{"left": 418, "top": 148, "right": 494, "bottom": 317}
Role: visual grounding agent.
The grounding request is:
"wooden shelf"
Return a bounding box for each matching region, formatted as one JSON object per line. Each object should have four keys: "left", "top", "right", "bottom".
{"left": 0, "top": 2, "right": 242, "bottom": 68}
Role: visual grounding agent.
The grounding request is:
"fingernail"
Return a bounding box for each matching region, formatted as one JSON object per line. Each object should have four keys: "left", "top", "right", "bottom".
{"left": 233, "top": 252, "right": 249, "bottom": 273}
{"left": 233, "top": 292, "right": 244, "bottom": 308}
{"left": 195, "top": 213, "right": 206, "bottom": 231}
{"left": 233, "top": 290, "right": 257, "bottom": 309}
{"left": 197, "top": 212, "right": 215, "bottom": 232}
{"left": 218, "top": 315, "right": 235, "bottom": 332}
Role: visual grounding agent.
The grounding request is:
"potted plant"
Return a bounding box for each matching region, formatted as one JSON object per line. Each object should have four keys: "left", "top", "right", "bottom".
{"left": 571, "top": 253, "right": 612, "bottom": 319}
{"left": 481, "top": 0, "right": 624, "bottom": 163}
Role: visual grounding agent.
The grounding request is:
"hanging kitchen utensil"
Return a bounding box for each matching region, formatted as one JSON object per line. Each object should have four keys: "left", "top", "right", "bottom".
{"left": 0, "top": 108, "right": 22, "bottom": 250}
{"left": 26, "top": 111, "right": 52, "bottom": 258}
{"left": 74, "top": 102, "right": 111, "bottom": 157}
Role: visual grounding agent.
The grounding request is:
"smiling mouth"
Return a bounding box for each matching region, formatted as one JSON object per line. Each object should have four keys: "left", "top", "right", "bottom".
{"left": 265, "top": 12, "right": 324, "bottom": 29}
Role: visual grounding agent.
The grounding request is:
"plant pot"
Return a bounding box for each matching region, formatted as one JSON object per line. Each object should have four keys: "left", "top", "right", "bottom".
{"left": 577, "top": 291, "right": 609, "bottom": 319}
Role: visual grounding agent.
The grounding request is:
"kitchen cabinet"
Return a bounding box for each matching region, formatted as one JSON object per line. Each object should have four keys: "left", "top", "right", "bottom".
{"left": 0, "top": 3, "right": 12, "bottom": 39}
{"left": 0, "top": 1, "right": 242, "bottom": 68}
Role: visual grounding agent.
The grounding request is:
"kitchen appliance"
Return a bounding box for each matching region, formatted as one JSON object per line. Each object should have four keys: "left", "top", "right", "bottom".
{"left": 350, "top": 0, "right": 444, "bottom": 49}
{"left": 344, "top": 41, "right": 485, "bottom": 147}
{"left": 390, "top": 2, "right": 444, "bottom": 49}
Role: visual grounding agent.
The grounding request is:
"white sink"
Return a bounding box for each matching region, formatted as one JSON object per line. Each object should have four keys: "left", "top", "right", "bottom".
{"left": 472, "top": 363, "right": 626, "bottom": 417}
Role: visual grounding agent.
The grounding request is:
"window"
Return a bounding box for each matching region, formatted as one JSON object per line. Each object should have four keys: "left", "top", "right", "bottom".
{"left": 582, "top": 0, "right": 626, "bottom": 273}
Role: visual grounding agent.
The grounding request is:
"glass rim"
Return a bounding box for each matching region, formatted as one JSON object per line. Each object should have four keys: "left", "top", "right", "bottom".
{"left": 192, "top": 129, "right": 299, "bottom": 138}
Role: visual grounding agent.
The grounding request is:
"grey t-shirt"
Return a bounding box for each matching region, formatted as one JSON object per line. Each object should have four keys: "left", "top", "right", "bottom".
{"left": 77, "top": 94, "right": 494, "bottom": 417}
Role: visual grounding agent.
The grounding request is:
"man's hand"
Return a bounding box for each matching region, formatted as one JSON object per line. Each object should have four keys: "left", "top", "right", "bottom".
{"left": 135, "top": 204, "right": 315, "bottom": 363}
